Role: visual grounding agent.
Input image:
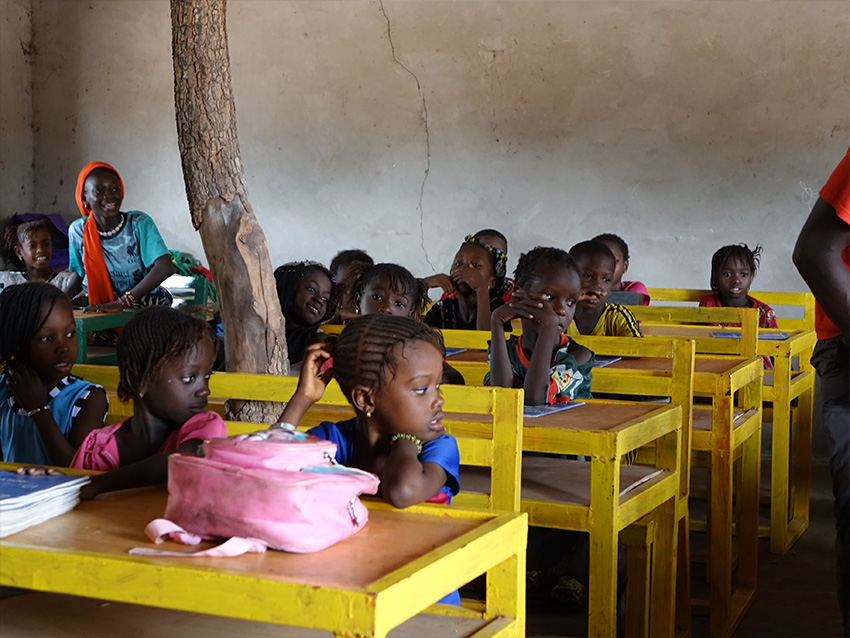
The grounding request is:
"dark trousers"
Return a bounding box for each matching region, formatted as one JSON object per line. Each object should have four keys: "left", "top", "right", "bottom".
{"left": 812, "top": 336, "right": 850, "bottom": 637}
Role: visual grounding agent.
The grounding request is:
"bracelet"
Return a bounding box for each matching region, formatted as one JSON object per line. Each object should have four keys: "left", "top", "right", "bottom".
{"left": 270, "top": 421, "right": 297, "bottom": 433}
{"left": 120, "top": 291, "right": 136, "bottom": 309}
{"left": 391, "top": 433, "right": 423, "bottom": 454}
{"left": 26, "top": 405, "right": 50, "bottom": 418}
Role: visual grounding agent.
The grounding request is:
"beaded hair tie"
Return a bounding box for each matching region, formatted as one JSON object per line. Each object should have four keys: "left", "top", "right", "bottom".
{"left": 463, "top": 234, "right": 507, "bottom": 278}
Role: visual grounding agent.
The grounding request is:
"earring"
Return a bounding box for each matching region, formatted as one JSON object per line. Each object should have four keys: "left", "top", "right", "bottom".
{"left": 366, "top": 410, "right": 372, "bottom": 418}
{"left": 139, "top": 392, "right": 144, "bottom": 399}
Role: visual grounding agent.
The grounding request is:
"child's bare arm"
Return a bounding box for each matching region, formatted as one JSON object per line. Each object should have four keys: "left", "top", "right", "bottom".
{"left": 6, "top": 361, "right": 88, "bottom": 466}
{"left": 68, "top": 387, "right": 108, "bottom": 448}
{"left": 422, "top": 273, "right": 454, "bottom": 295}
{"left": 518, "top": 293, "right": 563, "bottom": 406}
{"left": 276, "top": 343, "right": 332, "bottom": 427}
{"left": 381, "top": 438, "right": 448, "bottom": 508}
{"left": 489, "top": 302, "right": 522, "bottom": 388}
{"left": 80, "top": 437, "right": 201, "bottom": 500}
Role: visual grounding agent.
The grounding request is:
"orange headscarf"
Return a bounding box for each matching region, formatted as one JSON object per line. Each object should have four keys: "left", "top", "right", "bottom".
{"left": 75, "top": 161, "right": 125, "bottom": 305}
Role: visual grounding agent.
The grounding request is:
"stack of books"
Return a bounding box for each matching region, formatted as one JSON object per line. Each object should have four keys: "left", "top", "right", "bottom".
{"left": 0, "top": 470, "right": 89, "bottom": 538}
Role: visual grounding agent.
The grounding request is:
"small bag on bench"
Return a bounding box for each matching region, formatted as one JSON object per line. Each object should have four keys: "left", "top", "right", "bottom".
{"left": 132, "top": 427, "right": 379, "bottom": 556}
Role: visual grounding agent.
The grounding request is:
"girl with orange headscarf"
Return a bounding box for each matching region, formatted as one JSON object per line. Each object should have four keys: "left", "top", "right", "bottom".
{"left": 68, "top": 162, "right": 174, "bottom": 314}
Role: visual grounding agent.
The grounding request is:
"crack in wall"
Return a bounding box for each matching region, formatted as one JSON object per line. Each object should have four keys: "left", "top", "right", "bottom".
{"left": 378, "top": 0, "right": 436, "bottom": 272}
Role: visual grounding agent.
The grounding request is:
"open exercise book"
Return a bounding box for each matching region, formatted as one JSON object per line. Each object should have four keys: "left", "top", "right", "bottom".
{"left": 0, "top": 470, "right": 89, "bottom": 538}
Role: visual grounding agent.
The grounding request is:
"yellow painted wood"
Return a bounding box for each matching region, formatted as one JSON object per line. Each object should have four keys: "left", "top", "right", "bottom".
{"left": 644, "top": 288, "right": 815, "bottom": 331}
{"left": 630, "top": 308, "right": 816, "bottom": 554}
{"left": 0, "top": 486, "right": 528, "bottom": 638}
{"left": 72, "top": 365, "right": 525, "bottom": 517}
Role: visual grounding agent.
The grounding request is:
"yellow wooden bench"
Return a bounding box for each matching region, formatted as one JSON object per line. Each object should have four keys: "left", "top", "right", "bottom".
{"left": 627, "top": 301, "right": 817, "bottom": 554}
{"left": 71, "top": 364, "right": 524, "bottom": 516}
{"left": 644, "top": 288, "right": 815, "bottom": 332}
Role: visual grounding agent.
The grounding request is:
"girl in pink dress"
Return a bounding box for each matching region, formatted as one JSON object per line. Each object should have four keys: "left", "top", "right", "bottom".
{"left": 72, "top": 306, "right": 226, "bottom": 498}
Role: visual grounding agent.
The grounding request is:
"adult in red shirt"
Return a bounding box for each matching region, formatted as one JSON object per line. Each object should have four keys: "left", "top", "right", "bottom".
{"left": 793, "top": 146, "right": 850, "bottom": 636}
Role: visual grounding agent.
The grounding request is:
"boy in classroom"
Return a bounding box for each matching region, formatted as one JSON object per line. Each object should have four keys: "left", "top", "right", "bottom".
{"left": 68, "top": 162, "right": 175, "bottom": 315}
{"left": 593, "top": 232, "right": 650, "bottom": 305}
{"left": 566, "top": 240, "right": 642, "bottom": 338}
{"left": 1, "top": 220, "right": 80, "bottom": 296}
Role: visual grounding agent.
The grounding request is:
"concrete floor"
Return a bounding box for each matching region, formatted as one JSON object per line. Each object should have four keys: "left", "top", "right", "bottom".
{"left": 1, "top": 403, "right": 844, "bottom": 637}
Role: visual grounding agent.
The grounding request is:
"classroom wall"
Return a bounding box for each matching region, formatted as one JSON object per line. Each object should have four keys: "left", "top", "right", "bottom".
{"left": 2, "top": 0, "right": 848, "bottom": 293}
{"left": 0, "top": 0, "right": 35, "bottom": 267}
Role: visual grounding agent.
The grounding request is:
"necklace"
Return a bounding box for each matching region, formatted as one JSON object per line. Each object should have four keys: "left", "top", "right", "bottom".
{"left": 98, "top": 213, "right": 126, "bottom": 239}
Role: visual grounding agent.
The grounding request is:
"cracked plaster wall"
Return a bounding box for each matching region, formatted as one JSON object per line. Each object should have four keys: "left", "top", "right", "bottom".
{"left": 0, "top": 0, "right": 35, "bottom": 267}
{"left": 3, "top": 0, "right": 849, "bottom": 295}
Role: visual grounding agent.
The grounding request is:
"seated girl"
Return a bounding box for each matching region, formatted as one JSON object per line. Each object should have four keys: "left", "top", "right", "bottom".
{"left": 329, "top": 248, "right": 374, "bottom": 324}
{"left": 351, "top": 262, "right": 464, "bottom": 384}
{"left": 72, "top": 306, "right": 226, "bottom": 498}
{"left": 486, "top": 247, "right": 593, "bottom": 405}
{"left": 423, "top": 238, "right": 502, "bottom": 331}
{"left": 427, "top": 229, "right": 514, "bottom": 303}
{"left": 274, "top": 260, "right": 338, "bottom": 365}
{"left": 68, "top": 162, "right": 175, "bottom": 314}
{"left": 0, "top": 283, "right": 108, "bottom": 465}
{"left": 700, "top": 243, "right": 777, "bottom": 328}
{"left": 1, "top": 220, "right": 81, "bottom": 296}
{"left": 700, "top": 243, "right": 778, "bottom": 368}
{"left": 593, "top": 232, "right": 650, "bottom": 305}
{"left": 276, "top": 314, "right": 459, "bottom": 508}
{"left": 567, "top": 240, "right": 642, "bottom": 338}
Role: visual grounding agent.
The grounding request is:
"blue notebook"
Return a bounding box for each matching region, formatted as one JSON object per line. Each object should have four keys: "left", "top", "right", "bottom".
{"left": 1, "top": 470, "right": 89, "bottom": 538}
{"left": 712, "top": 331, "right": 789, "bottom": 341}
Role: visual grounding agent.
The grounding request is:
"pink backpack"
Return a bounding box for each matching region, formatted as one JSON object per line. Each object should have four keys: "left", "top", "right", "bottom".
{"left": 130, "top": 427, "right": 380, "bottom": 557}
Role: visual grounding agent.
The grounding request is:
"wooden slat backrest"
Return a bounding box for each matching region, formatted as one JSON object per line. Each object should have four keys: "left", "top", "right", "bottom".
{"left": 71, "top": 364, "right": 523, "bottom": 512}
{"left": 645, "top": 287, "right": 815, "bottom": 331}
{"left": 625, "top": 305, "right": 759, "bottom": 358}
{"left": 577, "top": 336, "right": 696, "bottom": 500}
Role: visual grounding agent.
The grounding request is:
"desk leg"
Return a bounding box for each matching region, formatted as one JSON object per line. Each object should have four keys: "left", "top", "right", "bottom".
{"left": 75, "top": 319, "right": 87, "bottom": 364}
{"left": 709, "top": 395, "right": 733, "bottom": 638}
{"left": 649, "top": 496, "right": 677, "bottom": 638}
{"left": 770, "top": 356, "right": 792, "bottom": 553}
{"left": 588, "top": 456, "right": 619, "bottom": 638}
{"left": 792, "top": 366, "right": 815, "bottom": 542}
{"left": 486, "top": 550, "right": 526, "bottom": 638}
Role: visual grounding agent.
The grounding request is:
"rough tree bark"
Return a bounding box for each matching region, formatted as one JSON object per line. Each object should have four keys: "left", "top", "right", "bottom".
{"left": 171, "top": 0, "right": 287, "bottom": 423}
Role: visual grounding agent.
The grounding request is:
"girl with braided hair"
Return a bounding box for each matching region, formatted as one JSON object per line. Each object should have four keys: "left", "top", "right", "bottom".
{"left": 275, "top": 314, "right": 459, "bottom": 509}
{"left": 274, "top": 260, "right": 338, "bottom": 364}
{"left": 0, "top": 283, "right": 107, "bottom": 464}
{"left": 71, "top": 306, "right": 226, "bottom": 499}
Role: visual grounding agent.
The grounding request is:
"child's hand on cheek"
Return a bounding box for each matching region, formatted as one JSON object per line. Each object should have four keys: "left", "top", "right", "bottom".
{"left": 6, "top": 361, "right": 50, "bottom": 414}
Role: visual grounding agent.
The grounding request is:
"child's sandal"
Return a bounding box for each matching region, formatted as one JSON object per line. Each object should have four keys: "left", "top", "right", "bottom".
{"left": 550, "top": 576, "right": 588, "bottom": 609}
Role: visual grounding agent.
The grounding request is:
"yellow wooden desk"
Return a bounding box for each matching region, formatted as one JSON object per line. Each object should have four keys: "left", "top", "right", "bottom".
{"left": 640, "top": 324, "right": 817, "bottom": 554}
{"left": 0, "top": 484, "right": 527, "bottom": 638}
{"left": 597, "top": 355, "right": 763, "bottom": 638}
{"left": 518, "top": 400, "right": 682, "bottom": 638}
{"left": 286, "top": 395, "right": 682, "bottom": 638}
{"left": 72, "top": 309, "right": 137, "bottom": 365}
